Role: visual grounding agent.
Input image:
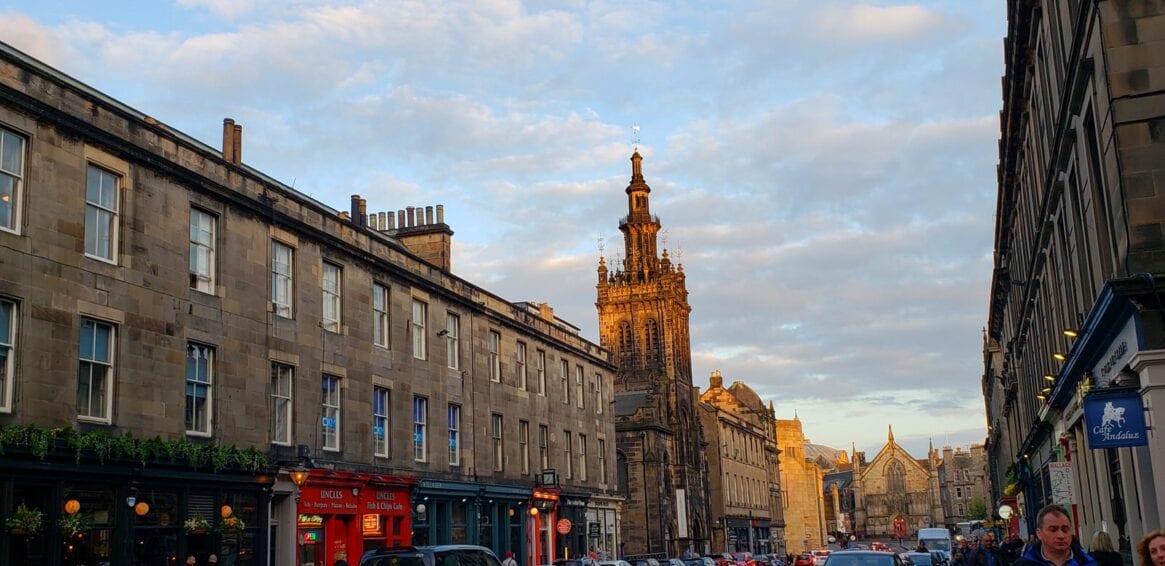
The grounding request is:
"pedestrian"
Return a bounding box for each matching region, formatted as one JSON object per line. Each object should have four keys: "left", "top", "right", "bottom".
{"left": 207, "top": 555, "right": 218, "bottom": 565}
{"left": 1088, "top": 531, "right": 1121, "bottom": 566}
{"left": 1137, "top": 530, "right": 1165, "bottom": 566}
{"left": 917, "top": 542, "right": 929, "bottom": 553}
{"left": 503, "top": 550, "right": 519, "bottom": 566}
{"left": 185, "top": 557, "right": 196, "bottom": 566}
{"left": 966, "top": 533, "right": 1003, "bottom": 566}
{"left": 1011, "top": 504, "right": 1096, "bottom": 566}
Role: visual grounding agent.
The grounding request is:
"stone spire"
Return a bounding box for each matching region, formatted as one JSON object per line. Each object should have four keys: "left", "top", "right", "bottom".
{"left": 888, "top": 424, "right": 895, "bottom": 443}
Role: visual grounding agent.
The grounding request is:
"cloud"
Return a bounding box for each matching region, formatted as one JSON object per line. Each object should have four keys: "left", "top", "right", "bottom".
{"left": 811, "top": 4, "right": 950, "bottom": 43}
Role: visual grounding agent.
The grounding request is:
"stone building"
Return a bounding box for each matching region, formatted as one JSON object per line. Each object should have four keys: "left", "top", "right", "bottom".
{"left": 938, "top": 444, "right": 990, "bottom": 529}
{"left": 698, "top": 372, "right": 785, "bottom": 556}
{"left": 822, "top": 452, "right": 855, "bottom": 539}
{"left": 0, "top": 41, "right": 620, "bottom": 566}
{"left": 984, "top": 0, "right": 1165, "bottom": 550}
{"left": 851, "top": 427, "right": 943, "bottom": 540}
{"left": 775, "top": 417, "right": 826, "bottom": 551}
{"left": 600, "top": 152, "right": 710, "bottom": 558}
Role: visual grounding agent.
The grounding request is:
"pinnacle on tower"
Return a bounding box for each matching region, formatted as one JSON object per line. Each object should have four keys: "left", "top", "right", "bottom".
{"left": 888, "top": 424, "right": 894, "bottom": 443}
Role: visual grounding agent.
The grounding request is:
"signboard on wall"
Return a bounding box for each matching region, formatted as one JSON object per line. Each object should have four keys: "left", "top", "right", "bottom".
{"left": 676, "top": 489, "right": 688, "bottom": 538}
{"left": 1047, "top": 462, "right": 1075, "bottom": 505}
{"left": 1084, "top": 391, "right": 1148, "bottom": 448}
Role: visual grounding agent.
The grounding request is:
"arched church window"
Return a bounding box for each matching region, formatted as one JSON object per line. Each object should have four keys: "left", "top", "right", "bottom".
{"left": 646, "top": 319, "right": 661, "bottom": 362}
{"left": 617, "top": 450, "right": 630, "bottom": 498}
{"left": 886, "top": 459, "right": 906, "bottom": 494}
{"left": 619, "top": 321, "right": 634, "bottom": 364}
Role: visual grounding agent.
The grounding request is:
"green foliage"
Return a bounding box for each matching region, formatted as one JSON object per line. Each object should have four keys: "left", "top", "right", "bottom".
{"left": 0, "top": 424, "right": 268, "bottom": 473}
{"left": 4, "top": 504, "right": 44, "bottom": 535}
{"left": 966, "top": 497, "right": 989, "bottom": 520}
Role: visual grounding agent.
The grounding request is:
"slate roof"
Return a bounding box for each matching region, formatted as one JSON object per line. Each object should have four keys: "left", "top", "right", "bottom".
{"left": 614, "top": 390, "right": 651, "bottom": 416}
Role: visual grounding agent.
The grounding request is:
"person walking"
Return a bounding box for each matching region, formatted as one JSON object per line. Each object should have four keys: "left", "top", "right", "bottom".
{"left": 1088, "top": 532, "right": 1121, "bottom": 566}
{"left": 1011, "top": 504, "right": 1096, "bottom": 566}
{"left": 503, "top": 550, "right": 519, "bottom": 566}
{"left": 1137, "top": 530, "right": 1165, "bottom": 566}
{"left": 967, "top": 533, "right": 1004, "bottom": 566}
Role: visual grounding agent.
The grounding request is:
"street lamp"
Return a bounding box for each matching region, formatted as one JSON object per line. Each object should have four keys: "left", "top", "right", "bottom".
{"left": 289, "top": 466, "right": 310, "bottom": 488}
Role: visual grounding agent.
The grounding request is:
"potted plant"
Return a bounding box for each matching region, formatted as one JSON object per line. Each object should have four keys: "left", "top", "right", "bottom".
{"left": 216, "top": 513, "right": 246, "bottom": 534}
{"left": 4, "top": 504, "right": 44, "bottom": 536}
{"left": 59, "top": 513, "right": 87, "bottom": 538}
{"left": 183, "top": 514, "right": 211, "bottom": 535}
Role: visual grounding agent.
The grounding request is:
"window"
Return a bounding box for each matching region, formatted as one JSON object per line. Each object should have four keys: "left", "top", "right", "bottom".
{"left": 446, "top": 313, "right": 460, "bottom": 369}
{"left": 0, "top": 299, "right": 14, "bottom": 412}
{"left": 519, "top": 420, "right": 530, "bottom": 475}
{"left": 563, "top": 430, "right": 573, "bottom": 479}
{"left": 539, "top": 425, "right": 549, "bottom": 471}
{"left": 599, "top": 439, "right": 607, "bottom": 483}
{"left": 575, "top": 365, "right": 585, "bottom": 409}
{"left": 594, "top": 373, "right": 603, "bottom": 414}
{"left": 0, "top": 127, "right": 25, "bottom": 233}
{"left": 955, "top": 487, "right": 963, "bottom": 499}
{"left": 322, "top": 375, "right": 341, "bottom": 451}
{"left": 270, "top": 363, "right": 293, "bottom": 445}
{"left": 271, "top": 241, "right": 294, "bottom": 318}
{"left": 578, "top": 434, "right": 588, "bottom": 482}
{"left": 492, "top": 414, "right": 504, "bottom": 471}
{"left": 448, "top": 404, "right": 461, "bottom": 466}
{"left": 185, "top": 343, "right": 213, "bottom": 435}
{"left": 189, "top": 208, "right": 216, "bottom": 293}
{"left": 517, "top": 341, "right": 527, "bottom": 390}
{"left": 489, "top": 331, "right": 501, "bottom": 382}
{"left": 413, "top": 396, "right": 427, "bottom": 461}
{"left": 77, "top": 318, "right": 115, "bottom": 422}
{"left": 322, "top": 262, "right": 342, "bottom": 332}
{"left": 411, "top": 300, "right": 426, "bottom": 359}
{"left": 560, "top": 360, "right": 569, "bottom": 405}
{"left": 373, "top": 284, "right": 389, "bottom": 348}
{"left": 85, "top": 165, "right": 120, "bottom": 261}
{"left": 373, "top": 386, "right": 390, "bottom": 457}
{"left": 536, "top": 350, "right": 546, "bottom": 395}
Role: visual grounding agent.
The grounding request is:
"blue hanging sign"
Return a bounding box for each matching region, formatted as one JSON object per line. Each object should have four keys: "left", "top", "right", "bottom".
{"left": 1084, "top": 391, "right": 1148, "bottom": 448}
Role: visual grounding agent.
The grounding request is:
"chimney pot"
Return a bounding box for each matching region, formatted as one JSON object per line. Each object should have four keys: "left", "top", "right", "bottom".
{"left": 397, "top": 210, "right": 405, "bottom": 229}
{"left": 222, "top": 118, "right": 236, "bottom": 162}
{"left": 358, "top": 198, "right": 368, "bottom": 227}
{"left": 378, "top": 212, "right": 387, "bottom": 230}
{"left": 406, "top": 207, "right": 415, "bottom": 227}
{"left": 415, "top": 206, "right": 424, "bottom": 226}
{"left": 436, "top": 204, "right": 445, "bottom": 224}
{"left": 350, "top": 195, "right": 361, "bottom": 223}
{"left": 425, "top": 206, "right": 434, "bottom": 225}
{"left": 368, "top": 214, "right": 378, "bottom": 230}
{"left": 232, "top": 124, "right": 242, "bottom": 164}
{"left": 387, "top": 213, "right": 395, "bottom": 230}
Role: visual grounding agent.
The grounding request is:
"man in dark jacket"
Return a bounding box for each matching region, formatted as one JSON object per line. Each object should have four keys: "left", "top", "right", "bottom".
{"left": 967, "top": 533, "right": 1005, "bottom": 566}
{"left": 1012, "top": 505, "right": 1097, "bottom": 566}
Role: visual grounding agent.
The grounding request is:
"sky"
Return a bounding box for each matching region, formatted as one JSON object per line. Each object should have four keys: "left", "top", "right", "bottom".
{"left": 0, "top": 0, "right": 1005, "bottom": 458}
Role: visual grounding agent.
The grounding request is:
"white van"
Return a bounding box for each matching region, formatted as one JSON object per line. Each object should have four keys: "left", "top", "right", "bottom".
{"left": 916, "top": 528, "right": 952, "bottom": 564}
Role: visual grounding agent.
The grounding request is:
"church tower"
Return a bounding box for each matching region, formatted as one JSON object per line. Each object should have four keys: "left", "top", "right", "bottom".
{"left": 598, "top": 152, "right": 709, "bottom": 557}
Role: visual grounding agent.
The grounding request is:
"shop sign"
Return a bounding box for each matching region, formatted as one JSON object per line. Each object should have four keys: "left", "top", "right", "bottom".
{"left": 1090, "top": 318, "right": 1139, "bottom": 388}
{"left": 363, "top": 514, "right": 383, "bottom": 536}
{"left": 299, "top": 514, "right": 325, "bottom": 527}
{"left": 1084, "top": 391, "right": 1148, "bottom": 448}
{"left": 361, "top": 488, "right": 408, "bottom": 515}
{"left": 299, "top": 486, "right": 360, "bottom": 514}
{"left": 557, "top": 519, "right": 573, "bottom": 534}
{"left": 589, "top": 522, "right": 601, "bottom": 538}
{"left": 1048, "top": 462, "right": 1075, "bottom": 505}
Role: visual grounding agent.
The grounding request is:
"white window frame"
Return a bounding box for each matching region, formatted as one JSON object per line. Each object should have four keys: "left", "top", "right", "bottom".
{"left": 411, "top": 300, "right": 427, "bottom": 359}
{"left": 0, "top": 298, "right": 16, "bottom": 412}
{"left": 575, "top": 365, "right": 585, "bottom": 409}
{"left": 185, "top": 343, "right": 214, "bottom": 436}
{"left": 271, "top": 241, "right": 294, "bottom": 318}
{"left": 536, "top": 349, "right": 546, "bottom": 396}
{"left": 373, "top": 284, "right": 389, "bottom": 348}
{"left": 322, "top": 374, "right": 341, "bottom": 451}
{"left": 594, "top": 373, "right": 603, "bottom": 414}
{"left": 488, "top": 331, "right": 501, "bottom": 382}
{"left": 517, "top": 341, "right": 527, "bottom": 390}
{"left": 560, "top": 360, "right": 569, "bottom": 405}
{"left": 373, "top": 386, "right": 390, "bottom": 458}
{"left": 519, "top": 420, "right": 530, "bottom": 475}
{"left": 84, "top": 164, "right": 120, "bottom": 263}
{"left": 448, "top": 403, "right": 461, "bottom": 466}
{"left": 0, "top": 127, "right": 25, "bottom": 235}
{"left": 578, "top": 433, "right": 588, "bottom": 482}
{"left": 413, "top": 395, "right": 427, "bottom": 462}
{"left": 189, "top": 208, "right": 216, "bottom": 294}
{"left": 539, "top": 424, "right": 549, "bottom": 471}
{"left": 492, "top": 413, "right": 504, "bottom": 472}
{"left": 270, "top": 363, "right": 293, "bottom": 445}
{"left": 77, "top": 318, "right": 115, "bottom": 423}
{"left": 446, "top": 313, "right": 460, "bottom": 369}
{"left": 322, "top": 262, "right": 342, "bottom": 332}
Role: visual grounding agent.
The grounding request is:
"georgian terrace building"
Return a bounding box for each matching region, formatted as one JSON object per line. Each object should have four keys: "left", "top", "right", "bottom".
{"left": 0, "top": 41, "right": 620, "bottom": 566}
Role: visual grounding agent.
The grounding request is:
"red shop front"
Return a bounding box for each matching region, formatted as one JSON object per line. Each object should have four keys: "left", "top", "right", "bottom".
{"left": 296, "top": 471, "right": 413, "bottom": 566}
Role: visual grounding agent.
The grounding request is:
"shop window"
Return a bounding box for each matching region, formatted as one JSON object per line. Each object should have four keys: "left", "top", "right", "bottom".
{"left": 451, "top": 501, "right": 467, "bottom": 544}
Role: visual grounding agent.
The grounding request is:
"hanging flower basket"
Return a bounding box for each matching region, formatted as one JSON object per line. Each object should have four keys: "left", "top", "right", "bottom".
{"left": 59, "top": 513, "right": 88, "bottom": 537}
{"left": 216, "top": 513, "right": 246, "bottom": 534}
{"left": 184, "top": 514, "right": 212, "bottom": 535}
{"left": 4, "top": 504, "right": 44, "bottom": 537}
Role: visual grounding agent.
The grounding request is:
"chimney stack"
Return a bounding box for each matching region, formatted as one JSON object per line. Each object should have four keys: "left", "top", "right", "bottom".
{"left": 358, "top": 198, "right": 368, "bottom": 227}
{"left": 388, "top": 203, "right": 454, "bottom": 272}
{"left": 350, "top": 195, "right": 362, "bottom": 226}
{"left": 222, "top": 119, "right": 236, "bottom": 163}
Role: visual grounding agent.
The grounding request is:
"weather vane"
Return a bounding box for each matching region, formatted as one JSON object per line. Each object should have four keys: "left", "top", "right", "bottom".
{"left": 597, "top": 234, "right": 605, "bottom": 256}
{"left": 632, "top": 124, "right": 640, "bottom": 152}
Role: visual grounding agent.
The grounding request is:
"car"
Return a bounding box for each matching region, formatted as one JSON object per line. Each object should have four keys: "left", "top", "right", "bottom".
{"left": 793, "top": 553, "right": 814, "bottom": 566}
{"left": 902, "top": 553, "right": 933, "bottom": 566}
{"left": 631, "top": 559, "right": 661, "bottom": 566}
{"left": 812, "top": 550, "right": 831, "bottom": 566}
{"left": 823, "top": 551, "right": 910, "bottom": 566}
{"left": 556, "top": 560, "right": 599, "bottom": 566}
{"left": 732, "top": 553, "right": 756, "bottom": 566}
{"left": 360, "top": 545, "right": 503, "bottom": 566}
{"left": 684, "top": 558, "right": 716, "bottom": 566}
{"left": 601, "top": 561, "right": 634, "bottom": 566}
{"left": 869, "top": 543, "right": 892, "bottom": 553}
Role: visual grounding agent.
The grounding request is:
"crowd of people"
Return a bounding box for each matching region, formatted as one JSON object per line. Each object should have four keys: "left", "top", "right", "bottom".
{"left": 942, "top": 504, "right": 1164, "bottom": 566}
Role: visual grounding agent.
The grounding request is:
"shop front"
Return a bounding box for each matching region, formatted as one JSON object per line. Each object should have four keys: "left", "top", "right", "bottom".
{"left": 412, "top": 480, "right": 530, "bottom": 562}
{"left": 558, "top": 493, "right": 589, "bottom": 560}
{"left": 295, "top": 471, "right": 412, "bottom": 566}
{"left": 529, "top": 487, "right": 560, "bottom": 566}
{"left": 584, "top": 495, "right": 621, "bottom": 560}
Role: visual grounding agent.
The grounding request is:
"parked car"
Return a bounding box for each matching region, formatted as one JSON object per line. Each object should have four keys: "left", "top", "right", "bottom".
{"left": 601, "top": 561, "right": 634, "bottom": 566}
{"left": 709, "top": 554, "right": 734, "bottom": 566}
{"left": 812, "top": 550, "right": 831, "bottom": 566}
{"left": 361, "top": 545, "right": 503, "bottom": 566}
{"left": 684, "top": 558, "right": 716, "bottom": 566}
{"left": 732, "top": 553, "right": 757, "bottom": 566}
{"left": 823, "top": 551, "right": 909, "bottom": 566}
{"left": 631, "top": 558, "right": 661, "bottom": 566}
{"left": 794, "top": 553, "right": 814, "bottom": 566}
